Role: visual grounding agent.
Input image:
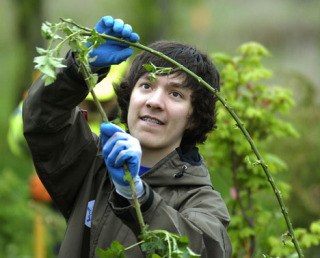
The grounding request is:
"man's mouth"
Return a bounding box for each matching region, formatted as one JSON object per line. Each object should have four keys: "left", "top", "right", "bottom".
{"left": 140, "top": 116, "right": 164, "bottom": 125}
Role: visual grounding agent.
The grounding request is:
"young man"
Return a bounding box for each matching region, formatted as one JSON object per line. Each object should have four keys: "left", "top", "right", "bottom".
{"left": 23, "top": 16, "right": 232, "bottom": 257}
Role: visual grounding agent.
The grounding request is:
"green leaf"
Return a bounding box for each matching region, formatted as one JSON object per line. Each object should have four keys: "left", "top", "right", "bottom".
{"left": 310, "top": 220, "right": 320, "bottom": 234}
{"left": 177, "top": 235, "right": 189, "bottom": 245}
{"left": 69, "top": 39, "right": 80, "bottom": 52}
{"left": 49, "top": 56, "right": 66, "bottom": 68}
{"left": 141, "top": 234, "right": 166, "bottom": 255}
{"left": 281, "top": 232, "right": 293, "bottom": 245}
{"left": 300, "top": 233, "right": 319, "bottom": 248}
{"left": 143, "top": 63, "right": 156, "bottom": 73}
{"left": 241, "top": 67, "right": 272, "bottom": 82}
{"left": 239, "top": 227, "right": 255, "bottom": 238}
{"left": 96, "top": 241, "right": 126, "bottom": 258}
{"left": 87, "top": 29, "right": 106, "bottom": 47}
{"left": 149, "top": 73, "right": 157, "bottom": 81}
{"left": 34, "top": 53, "right": 66, "bottom": 86}
{"left": 35, "top": 47, "right": 48, "bottom": 55}
{"left": 237, "top": 41, "right": 270, "bottom": 57}
{"left": 41, "top": 22, "right": 54, "bottom": 39}
{"left": 212, "top": 52, "right": 232, "bottom": 65}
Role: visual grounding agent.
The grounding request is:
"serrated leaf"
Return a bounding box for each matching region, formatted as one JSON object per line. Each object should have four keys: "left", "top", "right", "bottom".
{"left": 42, "top": 76, "right": 56, "bottom": 86}
{"left": 33, "top": 55, "right": 46, "bottom": 65}
{"left": 34, "top": 54, "right": 66, "bottom": 86}
{"left": 141, "top": 233, "right": 166, "bottom": 255}
{"left": 96, "top": 241, "right": 126, "bottom": 258}
{"left": 35, "top": 47, "right": 48, "bottom": 55}
{"left": 49, "top": 56, "right": 66, "bottom": 68}
{"left": 177, "top": 235, "right": 189, "bottom": 245}
{"left": 63, "top": 26, "right": 74, "bottom": 36}
{"left": 87, "top": 29, "right": 106, "bottom": 47}
{"left": 149, "top": 73, "right": 157, "bottom": 81}
{"left": 69, "top": 39, "right": 80, "bottom": 52}
{"left": 143, "top": 63, "right": 155, "bottom": 72}
{"left": 41, "top": 22, "right": 53, "bottom": 39}
{"left": 34, "top": 56, "right": 56, "bottom": 78}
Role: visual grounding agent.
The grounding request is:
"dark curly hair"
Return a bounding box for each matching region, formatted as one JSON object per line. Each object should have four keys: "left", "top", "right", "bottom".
{"left": 115, "top": 40, "right": 220, "bottom": 151}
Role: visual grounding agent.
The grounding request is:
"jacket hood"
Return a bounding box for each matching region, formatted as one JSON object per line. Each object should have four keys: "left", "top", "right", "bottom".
{"left": 142, "top": 148, "right": 213, "bottom": 188}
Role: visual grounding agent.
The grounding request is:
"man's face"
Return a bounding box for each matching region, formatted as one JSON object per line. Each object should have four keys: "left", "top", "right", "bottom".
{"left": 127, "top": 73, "right": 193, "bottom": 157}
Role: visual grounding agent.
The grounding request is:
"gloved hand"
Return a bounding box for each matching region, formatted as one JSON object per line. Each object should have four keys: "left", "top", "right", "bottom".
{"left": 100, "top": 122, "right": 144, "bottom": 199}
{"left": 88, "top": 16, "right": 140, "bottom": 67}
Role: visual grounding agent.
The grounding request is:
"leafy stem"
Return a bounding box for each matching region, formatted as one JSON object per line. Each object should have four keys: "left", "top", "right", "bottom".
{"left": 55, "top": 30, "right": 80, "bottom": 54}
{"left": 124, "top": 169, "right": 146, "bottom": 235}
{"left": 78, "top": 62, "right": 109, "bottom": 122}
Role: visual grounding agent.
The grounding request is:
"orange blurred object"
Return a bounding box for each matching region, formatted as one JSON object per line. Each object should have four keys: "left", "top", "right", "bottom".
{"left": 30, "top": 174, "right": 52, "bottom": 202}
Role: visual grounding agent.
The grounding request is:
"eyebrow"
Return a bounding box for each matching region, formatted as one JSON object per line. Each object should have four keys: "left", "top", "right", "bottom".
{"left": 169, "top": 81, "right": 187, "bottom": 89}
{"left": 140, "top": 73, "right": 188, "bottom": 88}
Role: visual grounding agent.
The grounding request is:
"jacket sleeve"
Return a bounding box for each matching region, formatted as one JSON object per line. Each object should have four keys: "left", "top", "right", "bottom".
{"left": 23, "top": 52, "right": 108, "bottom": 219}
{"left": 109, "top": 184, "right": 232, "bottom": 257}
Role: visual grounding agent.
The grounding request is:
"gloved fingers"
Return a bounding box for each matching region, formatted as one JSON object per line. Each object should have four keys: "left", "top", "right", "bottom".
{"left": 121, "top": 34, "right": 139, "bottom": 44}
{"left": 113, "top": 20, "right": 139, "bottom": 44}
{"left": 100, "top": 122, "right": 125, "bottom": 147}
{"left": 94, "top": 16, "right": 139, "bottom": 41}
{"left": 102, "top": 132, "right": 141, "bottom": 176}
{"left": 95, "top": 16, "right": 114, "bottom": 33}
{"left": 113, "top": 136, "right": 141, "bottom": 177}
{"left": 90, "top": 16, "right": 139, "bottom": 67}
{"left": 106, "top": 142, "right": 127, "bottom": 168}
{"left": 115, "top": 145, "right": 141, "bottom": 166}
{"left": 121, "top": 24, "right": 132, "bottom": 38}
{"left": 102, "top": 16, "right": 114, "bottom": 27}
{"left": 102, "top": 132, "right": 128, "bottom": 160}
{"left": 113, "top": 19, "right": 125, "bottom": 34}
{"left": 115, "top": 149, "right": 141, "bottom": 177}
{"left": 112, "top": 170, "right": 127, "bottom": 186}
{"left": 127, "top": 32, "right": 140, "bottom": 42}
{"left": 100, "top": 122, "right": 124, "bottom": 139}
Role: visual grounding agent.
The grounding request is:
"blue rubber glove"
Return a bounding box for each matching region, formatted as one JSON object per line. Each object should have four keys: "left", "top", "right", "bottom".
{"left": 100, "top": 123, "right": 144, "bottom": 199}
{"left": 88, "top": 16, "right": 140, "bottom": 67}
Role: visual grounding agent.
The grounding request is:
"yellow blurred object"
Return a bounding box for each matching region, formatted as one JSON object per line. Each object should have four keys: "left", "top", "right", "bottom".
{"left": 34, "top": 213, "right": 46, "bottom": 258}
{"left": 85, "top": 62, "right": 128, "bottom": 102}
{"left": 7, "top": 101, "right": 30, "bottom": 158}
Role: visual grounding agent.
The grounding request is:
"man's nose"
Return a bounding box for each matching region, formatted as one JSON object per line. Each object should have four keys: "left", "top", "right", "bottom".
{"left": 145, "top": 89, "right": 165, "bottom": 109}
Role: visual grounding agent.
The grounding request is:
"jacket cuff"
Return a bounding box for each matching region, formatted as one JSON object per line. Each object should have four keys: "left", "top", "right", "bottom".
{"left": 64, "top": 51, "right": 110, "bottom": 83}
{"left": 108, "top": 182, "right": 155, "bottom": 229}
{"left": 108, "top": 182, "right": 154, "bottom": 211}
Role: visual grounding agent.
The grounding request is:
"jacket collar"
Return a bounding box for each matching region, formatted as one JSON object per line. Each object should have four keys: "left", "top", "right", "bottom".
{"left": 141, "top": 148, "right": 213, "bottom": 187}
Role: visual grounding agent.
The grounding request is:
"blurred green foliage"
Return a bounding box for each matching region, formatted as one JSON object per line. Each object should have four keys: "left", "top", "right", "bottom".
{"left": 200, "top": 41, "right": 320, "bottom": 257}
{"left": 0, "top": 168, "right": 33, "bottom": 257}
{"left": 1, "top": 0, "right": 319, "bottom": 257}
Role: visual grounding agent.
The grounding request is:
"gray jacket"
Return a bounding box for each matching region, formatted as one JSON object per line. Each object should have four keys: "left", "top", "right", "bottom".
{"left": 23, "top": 54, "right": 232, "bottom": 257}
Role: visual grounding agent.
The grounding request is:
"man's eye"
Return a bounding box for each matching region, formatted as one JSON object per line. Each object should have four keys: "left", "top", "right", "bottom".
{"left": 171, "top": 91, "right": 182, "bottom": 98}
{"left": 141, "top": 83, "right": 151, "bottom": 90}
